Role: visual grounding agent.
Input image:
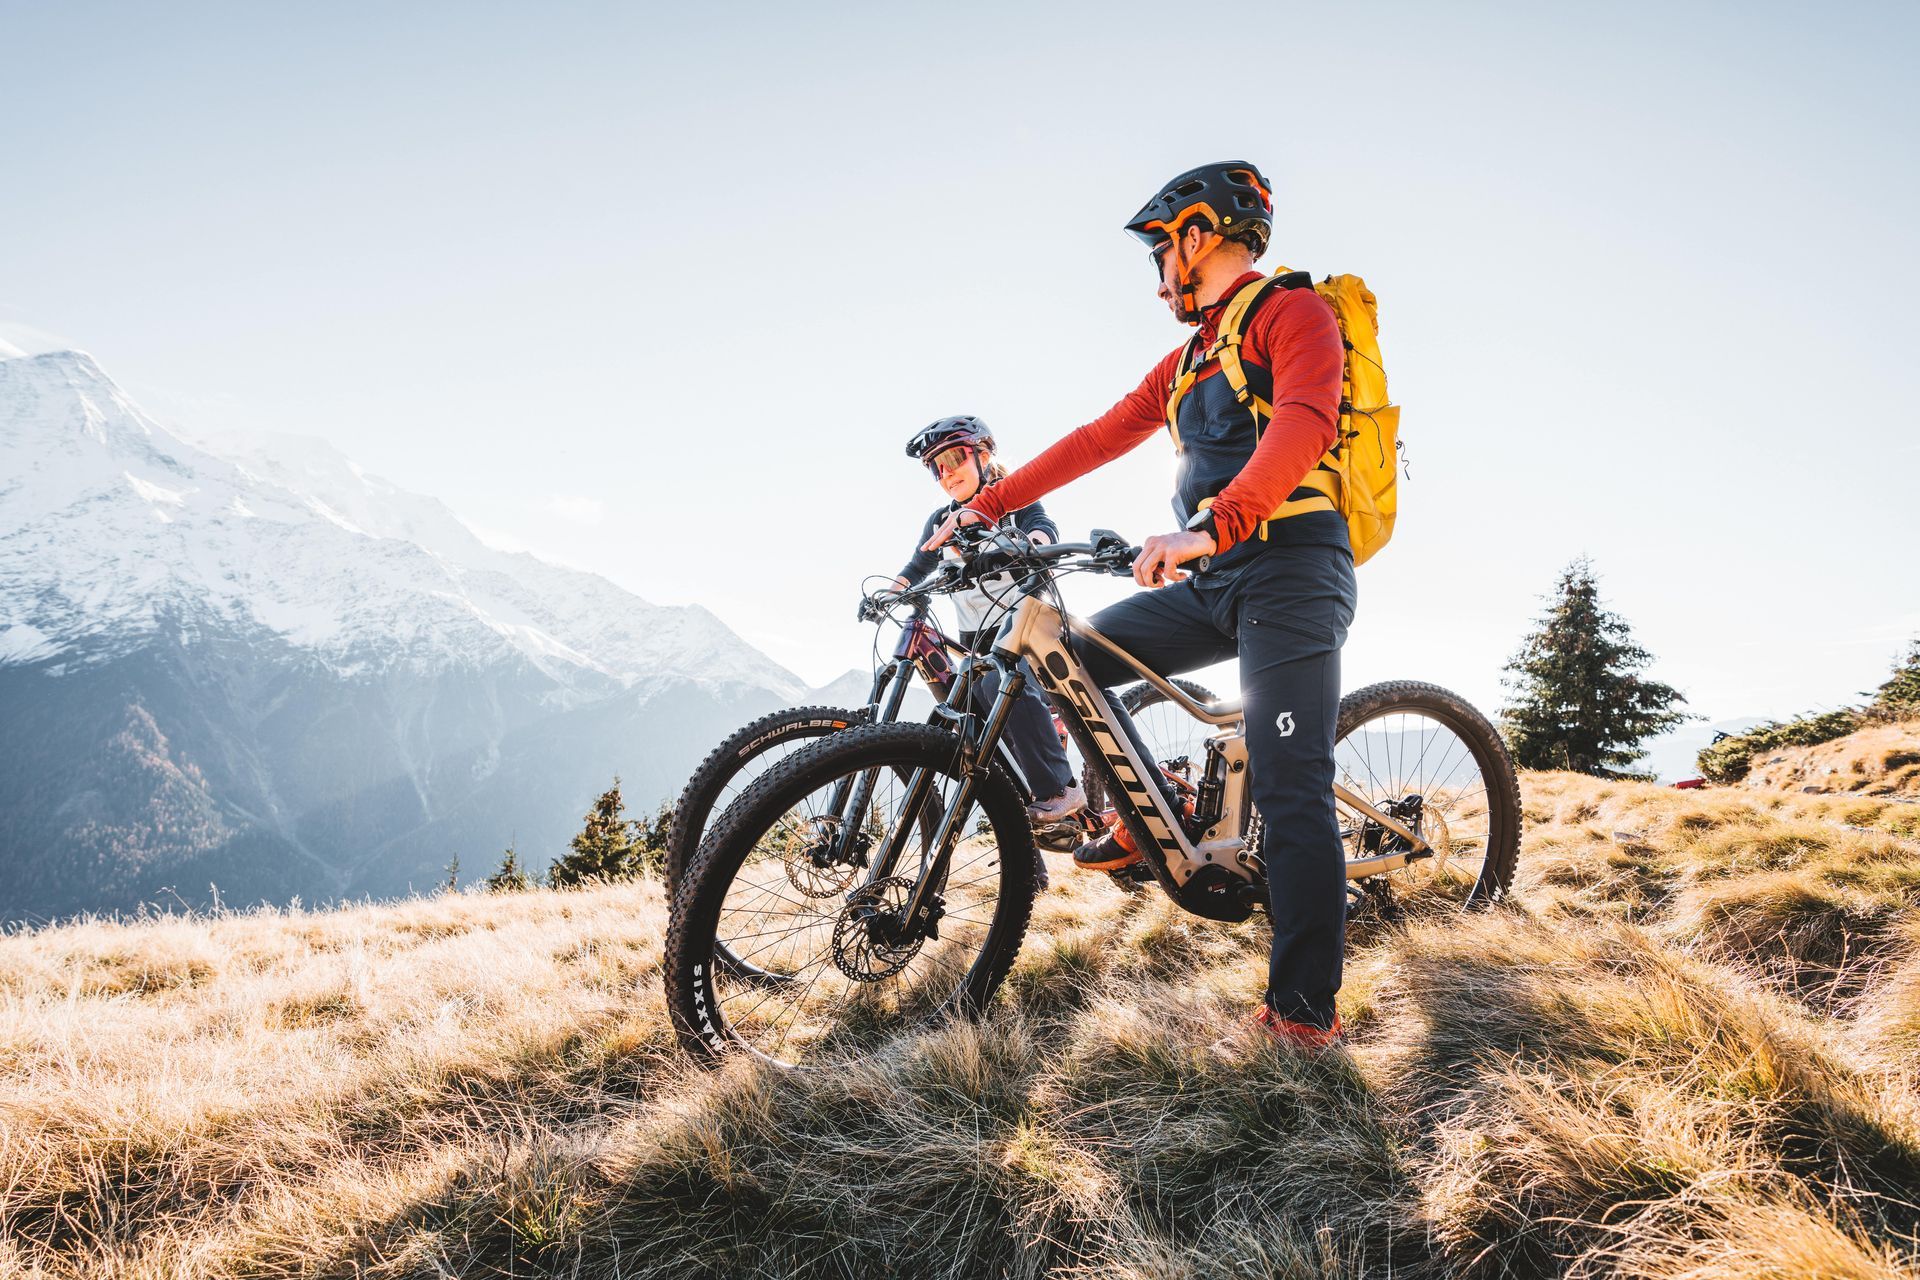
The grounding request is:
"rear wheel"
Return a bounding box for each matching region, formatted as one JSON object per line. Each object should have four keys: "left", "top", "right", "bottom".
{"left": 665, "top": 722, "right": 1037, "bottom": 1067}
{"left": 667, "top": 704, "right": 864, "bottom": 902}
{"left": 1332, "top": 680, "right": 1521, "bottom": 909}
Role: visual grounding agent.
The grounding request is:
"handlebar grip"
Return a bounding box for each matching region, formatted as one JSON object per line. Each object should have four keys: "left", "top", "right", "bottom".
{"left": 967, "top": 550, "right": 1016, "bottom": 579}
{"left": 862, "top": 586, "right": 939, "bottom": 622}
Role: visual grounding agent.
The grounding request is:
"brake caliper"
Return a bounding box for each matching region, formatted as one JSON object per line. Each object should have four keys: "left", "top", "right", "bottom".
{"left": 1360, "top": 794, "right": 1426, "bottom": 857}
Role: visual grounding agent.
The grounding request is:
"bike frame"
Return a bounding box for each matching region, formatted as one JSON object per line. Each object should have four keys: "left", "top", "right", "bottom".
{"left": 867, "top": 567, "right": 1439, "bottom": 929}
{"left": 858, "top": 613, "right": 957, "bottom": 725}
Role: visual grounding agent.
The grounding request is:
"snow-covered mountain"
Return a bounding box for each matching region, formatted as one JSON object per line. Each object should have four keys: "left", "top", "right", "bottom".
{"left": 0, "top": 348, "right": 802, "bottom": 697}
{"left": 0, "top": 344, "right": 808, "bottom": 923}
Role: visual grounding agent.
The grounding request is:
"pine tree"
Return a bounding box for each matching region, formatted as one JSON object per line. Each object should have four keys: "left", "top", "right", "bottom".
{"left": 549, "top": 779, "right": 641, "bottom": 888}
{"left": 441, "top": 854, "right": 460, "bottom": 894}
{"left": 1500, "top": 557, "right": 1690, "bottom": 775}
{"left": 484, "top": 844, "right": 532, "bottom": 893}
{"left": 1869, "top": 636, "right": 1920, "bottom": 716}
{"left": 630, "top": 798, "right": 674, "bottom": 880}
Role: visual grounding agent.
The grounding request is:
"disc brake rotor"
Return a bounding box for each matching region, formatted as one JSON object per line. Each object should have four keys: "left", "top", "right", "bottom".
{"left": 782, "top": 816, "right": 862, "bottom": 898}
{"left": 1412, "top": 805, "right": 1455, "bottom": 882}
{"left": 831, "top": 876, "right": 924, "bottom": 982}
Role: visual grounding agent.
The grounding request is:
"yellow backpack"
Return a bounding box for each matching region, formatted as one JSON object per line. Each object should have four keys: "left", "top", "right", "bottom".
{"left": 1170, "top": 270, "right": 1400, "bottom": 565}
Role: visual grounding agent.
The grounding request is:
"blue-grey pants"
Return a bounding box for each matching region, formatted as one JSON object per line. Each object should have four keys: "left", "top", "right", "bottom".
{"left": 1075, "top": 544, "right": 1357, "bottom": 1029}
{"left": 961, "top": 630, "right": 1075, "bottom": 801}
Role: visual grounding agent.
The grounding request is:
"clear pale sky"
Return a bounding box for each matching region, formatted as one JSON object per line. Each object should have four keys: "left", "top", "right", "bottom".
{"left": 4, "top": 1, "right": 1916, "bottom": 726}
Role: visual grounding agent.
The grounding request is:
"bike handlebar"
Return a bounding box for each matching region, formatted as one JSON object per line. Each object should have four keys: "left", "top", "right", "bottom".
{"left": 859, "top": 529, "right": 1138, "bottom": 624}
{"left": 954, "top": 526, "right": 1139, "bottom": 580}
{"left": 859, "top": 563, "right": 965, "bottom": 622}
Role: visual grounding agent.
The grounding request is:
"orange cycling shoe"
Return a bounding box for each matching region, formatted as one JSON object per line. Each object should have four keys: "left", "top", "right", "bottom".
{"left": 1071, "top": 828, "right": 1141, "bottom": 872}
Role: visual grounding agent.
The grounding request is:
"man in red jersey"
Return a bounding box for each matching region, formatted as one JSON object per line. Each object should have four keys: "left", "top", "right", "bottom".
{"left": 925, "top": 162, "right": 1356, "bottom": 1048}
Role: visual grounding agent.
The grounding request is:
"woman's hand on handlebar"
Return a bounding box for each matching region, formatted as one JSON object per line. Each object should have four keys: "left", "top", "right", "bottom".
{"left": 1132, "top": 528, "right": 1217, "bottom": 589}
{"left": 858, "top": 576, "right": 910, "bottom": 622}
{"left": 921, "top": 506, "right": 991, "bottom": 552}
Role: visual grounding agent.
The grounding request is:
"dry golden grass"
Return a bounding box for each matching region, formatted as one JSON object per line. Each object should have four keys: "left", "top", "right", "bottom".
{"left": 1742, "top": 716, "right": 1920, "bottom": 797}
{"left": 2, "top": 773, "right": 1918, "bottom": 1278}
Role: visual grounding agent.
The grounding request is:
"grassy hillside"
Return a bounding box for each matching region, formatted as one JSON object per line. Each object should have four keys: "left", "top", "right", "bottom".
{"left": 4, "top": 774, "right": 1919, "bottom": 1278}
{"left": 1739, "top": 717, "right": 1920, "bottom": 797}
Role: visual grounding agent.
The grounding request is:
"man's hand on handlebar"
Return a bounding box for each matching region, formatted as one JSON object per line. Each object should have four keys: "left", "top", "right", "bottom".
{"left": 1132, "top": 529, "right": 1217, "bottom": 589}
{"left": 921, "top": 506, "right": 991, "bottom": 552}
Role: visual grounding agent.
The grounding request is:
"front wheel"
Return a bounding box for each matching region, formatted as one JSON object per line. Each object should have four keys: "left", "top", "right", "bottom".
{"left": 665, "top": 722, "right": 1038, "bottom": 1067}
{"left": 1333, "top": 680, "right": 1521, "bottom": 909}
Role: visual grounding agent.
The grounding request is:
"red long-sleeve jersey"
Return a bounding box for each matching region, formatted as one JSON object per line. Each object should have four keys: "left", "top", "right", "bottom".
{"left": 967, "top": 271, "right": 1344, "bottom": 557}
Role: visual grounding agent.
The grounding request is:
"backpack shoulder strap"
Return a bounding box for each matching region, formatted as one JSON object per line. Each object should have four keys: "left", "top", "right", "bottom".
{"left": 1165, "top": 271, "right": 1315, "bottom": 451}
{"left": 1213, "top": 270, "right": 1311, "bottom": 415}
{"left": 1219, "top": 270, "right": 1327, "bottom": 543}
{"left": 1163, "top": 330, "right": 1208, "bottom": 452}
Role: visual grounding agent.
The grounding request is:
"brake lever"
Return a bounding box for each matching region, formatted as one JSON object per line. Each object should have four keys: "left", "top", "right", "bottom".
{"left": 949, "top": 519, "right": 995, "bottom": 551}
{"left": 1080, "top": 528, "right": 1137, "bottom": 577}
{"left": 1090, "top": 544, "right": 1142, "bottom": 577}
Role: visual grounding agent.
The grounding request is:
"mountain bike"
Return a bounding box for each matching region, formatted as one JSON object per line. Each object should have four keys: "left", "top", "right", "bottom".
{"left": 664, "top": 568, "right": 1213, "bottom": 900}
{"left": 664, "top": 526, "right": 1520, "bottom": 1066}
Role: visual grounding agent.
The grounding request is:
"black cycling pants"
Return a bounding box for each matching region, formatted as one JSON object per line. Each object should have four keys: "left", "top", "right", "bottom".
{"left": 1075, "top": 544, "right": 1357, "bottom": 1029}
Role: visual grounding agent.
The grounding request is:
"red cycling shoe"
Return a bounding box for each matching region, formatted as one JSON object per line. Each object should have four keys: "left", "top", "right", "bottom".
{"left": 1253, "top": 1005, "right": 1343, "bottom": 1049}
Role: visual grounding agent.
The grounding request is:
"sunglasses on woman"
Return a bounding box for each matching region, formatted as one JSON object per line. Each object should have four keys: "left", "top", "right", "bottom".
{"left": 926, "top": 445, "right": 975, "bottom": 478}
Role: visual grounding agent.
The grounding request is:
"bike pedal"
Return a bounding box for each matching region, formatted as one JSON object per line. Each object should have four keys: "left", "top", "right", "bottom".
{"left": 1030, "top": 821, "right": 1083, "bottom": 853}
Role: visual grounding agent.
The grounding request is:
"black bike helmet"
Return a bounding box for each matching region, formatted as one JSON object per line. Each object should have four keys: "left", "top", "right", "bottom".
{"left": 904, "top": 415, "right": 995, "bottom": 461}
{"left": 1124, "top": 161, "right": 1273, "bottom": 259}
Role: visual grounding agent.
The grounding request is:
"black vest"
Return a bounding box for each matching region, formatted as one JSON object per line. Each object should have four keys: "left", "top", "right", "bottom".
{"left": 1170, "top": 330, "right": 1349, "bottom": 573}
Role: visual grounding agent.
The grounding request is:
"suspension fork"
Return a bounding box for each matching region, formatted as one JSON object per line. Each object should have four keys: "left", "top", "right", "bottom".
{"left": 860, "top": 660, "right": 895, "bottom": 721}
{"left": 847, "top": 653, "right": 974, "bottom": 889}
{"left": 873, "top": 656, "right": 916, "bottom": 724}
{"left": 890, "top": 659, "right": 1026, "bottom": 938}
